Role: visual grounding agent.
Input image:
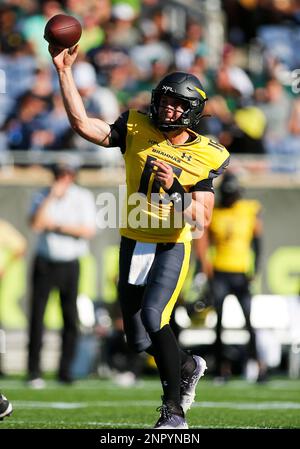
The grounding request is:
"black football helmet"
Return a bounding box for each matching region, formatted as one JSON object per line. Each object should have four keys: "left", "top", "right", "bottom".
{"left": 149, "top": 72, "right": 207, "bottom": 131}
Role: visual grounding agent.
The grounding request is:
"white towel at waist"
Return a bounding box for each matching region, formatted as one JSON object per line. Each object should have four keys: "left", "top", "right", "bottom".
{"left": 128, "top": 242, "right": 157, "bottom": 286}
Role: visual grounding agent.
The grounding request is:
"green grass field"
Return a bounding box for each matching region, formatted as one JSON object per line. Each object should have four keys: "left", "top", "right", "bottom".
{"left": 1, "top": 377, "right": 300, "bottom": 429}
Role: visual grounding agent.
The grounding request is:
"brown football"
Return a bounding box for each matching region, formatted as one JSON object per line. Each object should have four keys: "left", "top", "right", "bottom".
{"left": 44, "top": 14, "right": 82, "bottom": 48}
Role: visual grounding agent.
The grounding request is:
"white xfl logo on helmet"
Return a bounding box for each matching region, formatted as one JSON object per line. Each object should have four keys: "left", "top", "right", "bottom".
{"left": 162, "top": 85, "right": 175, "bottom": 93}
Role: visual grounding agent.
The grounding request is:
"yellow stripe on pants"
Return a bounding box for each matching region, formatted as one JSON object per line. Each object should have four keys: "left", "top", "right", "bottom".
{"left": 160, "top": 241, "right": 191, "bottom": 328}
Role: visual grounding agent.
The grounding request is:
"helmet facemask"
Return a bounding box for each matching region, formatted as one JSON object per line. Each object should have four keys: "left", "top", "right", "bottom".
{"left": 150, "top": 91, "right": 206, "bottom": 131}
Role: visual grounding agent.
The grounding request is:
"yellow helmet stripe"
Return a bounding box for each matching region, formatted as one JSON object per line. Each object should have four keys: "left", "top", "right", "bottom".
{"left": 194, "top": 86, "right": 207, "bottom": 99}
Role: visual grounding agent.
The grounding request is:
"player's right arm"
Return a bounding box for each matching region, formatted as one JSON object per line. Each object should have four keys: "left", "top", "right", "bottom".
{"left": 49, "top": 45, "right": 112, "bottom": 146}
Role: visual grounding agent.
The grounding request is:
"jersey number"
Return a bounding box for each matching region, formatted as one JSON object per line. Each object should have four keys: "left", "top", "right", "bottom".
{"left": 208, "top": 139, "right": 224, "bottom": 152}
{"left": 138, "top": 155, "right": 182, "bottom": 202}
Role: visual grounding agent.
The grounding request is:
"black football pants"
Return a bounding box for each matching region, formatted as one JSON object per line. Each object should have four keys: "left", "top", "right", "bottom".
{"left": 28, "top": 255, "right": 79, "bottom": 379}
{"left": 118, "top": 236, "right": 190, "bottom": 353}
{"left": 211, "top": 271, "right": 257, "bottom": 375}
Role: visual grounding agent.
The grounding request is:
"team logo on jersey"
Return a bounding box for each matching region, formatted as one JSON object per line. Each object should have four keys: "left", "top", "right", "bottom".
{"left": 181, "top": 152, "right": 192, "bottom": 161}
{"left": 152, "top": 147, "right": 181, "bottom": 164}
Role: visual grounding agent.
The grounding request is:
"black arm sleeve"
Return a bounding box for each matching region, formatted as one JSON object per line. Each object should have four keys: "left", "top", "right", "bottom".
{"left": 251, "top": 235, "right": 262, "bottom": 274}
{"left": 108, "top": 110, "right": 129, "bottom": 153}
{"left": 208, "top": 155, "right": 230, "bottom": 179}
{"left": 189, "top": 178, "right": 215, "bottom": 193}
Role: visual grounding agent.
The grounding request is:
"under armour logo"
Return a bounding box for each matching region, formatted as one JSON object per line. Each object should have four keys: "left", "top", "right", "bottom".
{"left": 182, "top": 152, "right": 192, "bottom": 161}
{"left": 171, "top": 192, "right": 181, "bottom": 203}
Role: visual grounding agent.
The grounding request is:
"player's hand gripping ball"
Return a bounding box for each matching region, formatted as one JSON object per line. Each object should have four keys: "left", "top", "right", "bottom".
{"left": 44, "top": 14, "right": 82, "bottom": 49}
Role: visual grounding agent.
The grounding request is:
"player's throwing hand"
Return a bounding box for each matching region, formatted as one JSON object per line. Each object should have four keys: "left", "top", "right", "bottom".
{"left": 48, "top": 44, "right": 79, "bottom": 71}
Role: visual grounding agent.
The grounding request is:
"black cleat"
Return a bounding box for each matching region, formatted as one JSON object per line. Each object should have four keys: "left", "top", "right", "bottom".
{"left": 154, "top": 399, "right": 188, "bottom": 429}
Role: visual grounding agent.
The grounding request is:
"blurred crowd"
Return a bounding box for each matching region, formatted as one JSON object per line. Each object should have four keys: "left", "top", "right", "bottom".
{"left": 0, "top": 0, "right": 300, "bottom": 170}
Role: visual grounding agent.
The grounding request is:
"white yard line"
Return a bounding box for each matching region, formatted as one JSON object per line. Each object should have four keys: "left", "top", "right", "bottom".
{"left": 11, "top": 400, "right": 300, "bottom": 410}
{"left": 13, "top": 400, "right": 157, "bottom": 408}
{"left": 5, "top": 419, "right": 150, "bottom": 428}
{"left": 194, "top": 401, "right": 300, "bottom": 410}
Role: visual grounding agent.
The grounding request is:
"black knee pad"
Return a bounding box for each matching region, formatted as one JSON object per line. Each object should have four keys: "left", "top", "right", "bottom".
{"left": 141, "top": 306, "right": 162, "bottom": 334}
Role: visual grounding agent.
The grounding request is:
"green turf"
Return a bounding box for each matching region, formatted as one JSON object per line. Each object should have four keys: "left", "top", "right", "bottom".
{"left": 1, "top": 377, "right": 300, "bottom": 429}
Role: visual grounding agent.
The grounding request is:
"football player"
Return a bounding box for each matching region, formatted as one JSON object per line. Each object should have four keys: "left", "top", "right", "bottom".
{"left": 195, "top": 172, "right": 265, "bottom": 382}
{"left": 49, "top": 44, "right": 230, "bottom": 428}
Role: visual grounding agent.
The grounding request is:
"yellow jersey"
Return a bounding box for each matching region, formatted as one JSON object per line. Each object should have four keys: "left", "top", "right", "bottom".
{"left": 210, "top": 199, "right": 261, "bottom": 273}
{"left": 111, "top": 110, "right": 230, "bottom": 243}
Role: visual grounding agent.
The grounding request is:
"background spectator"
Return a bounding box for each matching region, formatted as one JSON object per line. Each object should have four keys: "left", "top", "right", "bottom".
{"left": 27, "top": 155, "right": 96, "bottom": 387}
{"left": 1, "top": 0, "right": 300, "bottom": 168}
{"left": 194, "top": 172, "right": 267, "bottom": 383}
